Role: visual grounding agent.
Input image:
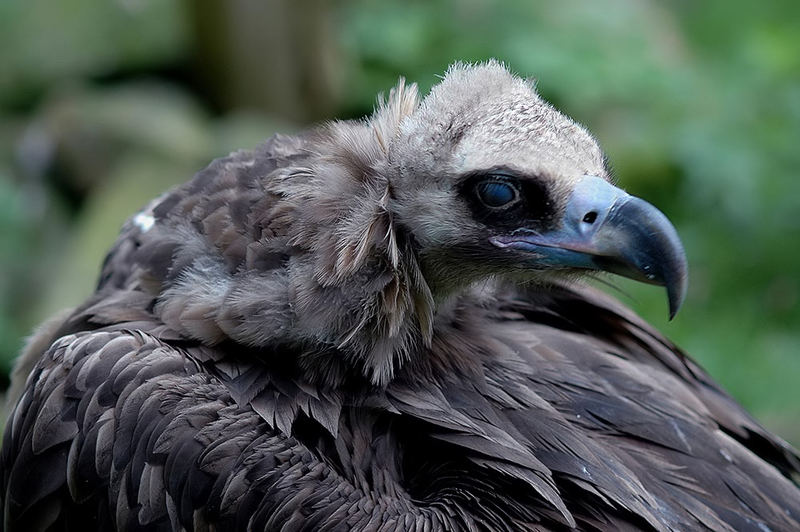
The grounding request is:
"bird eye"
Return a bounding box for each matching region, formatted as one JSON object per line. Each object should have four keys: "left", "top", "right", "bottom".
{"left": 476, "top": 181, "right": 519, "bottom": 208}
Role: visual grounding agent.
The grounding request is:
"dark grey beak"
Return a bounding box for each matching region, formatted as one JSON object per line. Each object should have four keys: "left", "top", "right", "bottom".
{"left": 491, "top": 176, "right": 688, "bottom": 319}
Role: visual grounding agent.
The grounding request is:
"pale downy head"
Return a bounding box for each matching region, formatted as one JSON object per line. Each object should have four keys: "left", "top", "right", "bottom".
{"left": 381, "top": 61, "right": 687, "bottom": 315}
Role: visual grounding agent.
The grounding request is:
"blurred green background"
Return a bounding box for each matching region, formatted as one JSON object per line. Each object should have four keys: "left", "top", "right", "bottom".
{"left": 1, "top": 0, "right": 798, "bottom": 443}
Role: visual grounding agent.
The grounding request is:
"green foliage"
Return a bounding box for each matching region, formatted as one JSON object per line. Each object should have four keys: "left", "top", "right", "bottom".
{"left": 0, "top": 0, "right": 797, "bottom": 441}
{"left": 0, "top": 0, "right": 187, "bottom": 107}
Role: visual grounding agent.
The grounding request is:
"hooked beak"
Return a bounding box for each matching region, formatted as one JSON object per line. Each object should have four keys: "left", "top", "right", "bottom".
{"left": 491, "top": 176, "right": 688, "bottom": 318}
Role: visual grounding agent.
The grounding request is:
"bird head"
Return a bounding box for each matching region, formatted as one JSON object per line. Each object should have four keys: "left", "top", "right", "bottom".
{"left": 383, "top": 61, "right": 687, "bottom": 318}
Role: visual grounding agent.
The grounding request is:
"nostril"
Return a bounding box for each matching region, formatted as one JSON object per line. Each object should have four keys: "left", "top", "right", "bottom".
{"left": 582, "top": 211, "right": 598, "bottom": 224}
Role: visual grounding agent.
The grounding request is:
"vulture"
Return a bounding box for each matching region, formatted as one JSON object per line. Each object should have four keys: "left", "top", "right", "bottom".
{"left": 3, "top": 61, "right": 800, "bottom": 532}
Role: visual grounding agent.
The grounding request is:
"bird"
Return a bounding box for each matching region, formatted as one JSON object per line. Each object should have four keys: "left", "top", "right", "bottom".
{"left": 2, "top": 60, "right": 799, "bottom": 531}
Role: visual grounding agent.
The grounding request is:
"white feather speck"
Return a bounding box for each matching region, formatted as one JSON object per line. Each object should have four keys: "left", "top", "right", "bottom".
{"left": 133, "top": 212, "right": 155, "bottom": 232}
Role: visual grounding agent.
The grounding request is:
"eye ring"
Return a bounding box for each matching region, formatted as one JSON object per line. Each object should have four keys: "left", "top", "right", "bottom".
{"left": 476, "top": 180, "right": 520, "bottom": 208}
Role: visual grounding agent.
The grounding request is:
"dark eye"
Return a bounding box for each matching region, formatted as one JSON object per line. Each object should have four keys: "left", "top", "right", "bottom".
{"left": 476, "top": 181, "right": 519, "bottom": 208}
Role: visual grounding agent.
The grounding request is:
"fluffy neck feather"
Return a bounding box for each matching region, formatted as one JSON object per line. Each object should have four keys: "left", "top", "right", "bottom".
{"left": 155, "top": 80, "right": 434, "bottom": 385}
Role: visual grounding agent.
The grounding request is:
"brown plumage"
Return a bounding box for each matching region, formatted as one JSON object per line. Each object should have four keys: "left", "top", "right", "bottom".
{"left": 2, "top": 61, "right": 799, "bottom": 531}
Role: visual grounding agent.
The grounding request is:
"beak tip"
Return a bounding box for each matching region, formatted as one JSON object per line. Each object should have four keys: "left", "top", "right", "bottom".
{"left": 666, "top": 260, "right": 689, "bottom": 321}
{"left": 668, "top": 301, "right": 681, "bottom": 321}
